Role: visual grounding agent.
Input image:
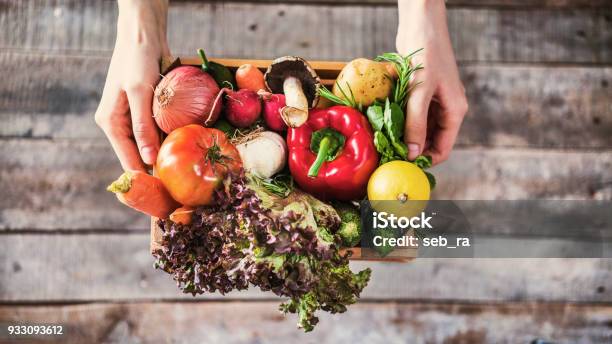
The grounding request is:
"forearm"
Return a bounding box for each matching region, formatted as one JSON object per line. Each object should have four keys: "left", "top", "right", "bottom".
{"left": 395, "top": 0, "right": 466, "bottom": 164}
{"left": 117, "top": 0, "right": 169, "bottom": 54}
{"left": 396, "top": 0, "right": 448, "bottom": 54}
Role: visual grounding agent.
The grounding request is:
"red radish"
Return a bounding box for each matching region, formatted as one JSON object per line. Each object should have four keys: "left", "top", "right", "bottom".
{"left": 262, "top": 93, "right": 288, "bottom": 132}
{"left": 224, "top": 89, "right": 261, "bottom": 128}
{"left": 153, "top": 66, "right": 221, "bottom": 134}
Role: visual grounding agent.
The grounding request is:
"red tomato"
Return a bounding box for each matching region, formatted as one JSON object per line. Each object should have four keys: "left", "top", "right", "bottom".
{"left": 157, "top": 125, "right": 242, "bottom": 206}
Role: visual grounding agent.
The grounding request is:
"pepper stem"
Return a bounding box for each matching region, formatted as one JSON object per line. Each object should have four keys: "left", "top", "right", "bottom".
{"left": 198, "top": 48, "right": 210, "bottom": 72}
{"left": 308, "top": 137, "right": 331, "bottom": 177}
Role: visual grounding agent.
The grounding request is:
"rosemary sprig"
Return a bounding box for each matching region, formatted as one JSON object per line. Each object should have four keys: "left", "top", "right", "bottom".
{"left": 317, "top": 82, "right": 362, "bottom": 112}
{"left": 376, "top": 49, "right": 424, "bottom": 110}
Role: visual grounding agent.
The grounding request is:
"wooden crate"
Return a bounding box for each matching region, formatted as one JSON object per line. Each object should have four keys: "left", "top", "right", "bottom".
{"left": 152, "top": 56, "right": 413, "bottom": 262}
{"left": 161, "top": 56, "right": 347, "bottom": 87}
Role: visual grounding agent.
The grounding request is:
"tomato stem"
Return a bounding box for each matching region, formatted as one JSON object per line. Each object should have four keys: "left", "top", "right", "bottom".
{"left": 205, "top": 137, "right": 228, "bottom": 165}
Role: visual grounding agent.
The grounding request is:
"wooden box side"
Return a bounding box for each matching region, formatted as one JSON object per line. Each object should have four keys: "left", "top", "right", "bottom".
{"left": 162, "top": 56, "right": 346, "bottom": 87}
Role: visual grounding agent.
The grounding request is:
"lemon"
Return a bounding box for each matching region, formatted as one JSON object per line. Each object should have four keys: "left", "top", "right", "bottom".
{"left": 367, "top": 161, "right": 430, "bottom": 217}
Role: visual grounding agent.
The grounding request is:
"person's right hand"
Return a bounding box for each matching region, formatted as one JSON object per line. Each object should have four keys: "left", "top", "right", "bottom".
{"left": 95, "top": 0, "right": 169, "bottom": 172}
{"left": 396, "top": 0, "right": 468, "bottom": 165}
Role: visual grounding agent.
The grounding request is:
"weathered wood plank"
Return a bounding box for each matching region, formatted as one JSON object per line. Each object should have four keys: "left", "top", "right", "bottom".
{"left": 179, "top": 0, "right": 612, "bottom": 7}
{"left": 225, "top": 0, "right": 612, "bottom": 7}
{"left": 1, "top": 2, "right": 611, "bottom": 63}
{"left": 1, "top": 302, "right": 611, "bottom": 344}
{"left": 1, "top": 52, "right": 610, "bottom": 148}
{"left": 1, "top": 139, "right": 610, "bottom": 231}
{"left": 428, "top": 147, "right": 612, "bottom": 200}
{"left": 460, "top": 65, "right": 611, "bottom": 148}
{"left": 0, "top": 139, "right": 146, "bottom": 231}
{"left": 0, "top": 233, "right": 610, "bottom": 302}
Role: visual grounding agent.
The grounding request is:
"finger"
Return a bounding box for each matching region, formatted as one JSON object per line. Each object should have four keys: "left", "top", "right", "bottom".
{"left": 94, "top": 64, "right": 119, "bottom": 131}
{"left": 423, "top": 99, "right": 467, "bottom": 165}
{"left": 96, "top": 88, "right": 147, "bottom": 172}
{"left": 107, "top": 126, "right": 148, "bottom": 172}
{"left": 126, "top": 84, "right": 160, "bottom": 165}
{"left": 404, "top": 88, "right": 432, "bottom": 160}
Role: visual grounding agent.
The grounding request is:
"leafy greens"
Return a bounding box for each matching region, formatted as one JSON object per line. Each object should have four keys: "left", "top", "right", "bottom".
{"left": 364, "top": 50, "right": 435, "bottom": 189}
{"left": 153, "top": 171, "right": 371, "bottom": 332}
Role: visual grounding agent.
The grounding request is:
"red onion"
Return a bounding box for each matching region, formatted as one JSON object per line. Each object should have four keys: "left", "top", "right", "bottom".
{"left": 153, "top": 66, "right": 221, "bottom": 134}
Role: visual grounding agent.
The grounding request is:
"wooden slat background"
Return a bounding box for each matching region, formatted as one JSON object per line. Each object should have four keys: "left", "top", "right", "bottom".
{"left": 1, "top": 302, "right": 611, "bottom": 344}
{"left": 0, "top": 0, "right": 611, "bottom": 343}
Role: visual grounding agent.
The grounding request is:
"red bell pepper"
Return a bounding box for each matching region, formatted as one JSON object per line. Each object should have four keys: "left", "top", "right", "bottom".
{"left": 287, "top": 105, "right": 378, "bottom": 201}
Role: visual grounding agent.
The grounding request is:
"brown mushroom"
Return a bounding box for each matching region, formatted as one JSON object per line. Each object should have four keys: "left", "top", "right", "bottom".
{"left": 264, "top": 56, "right": 321, "bottom": 128}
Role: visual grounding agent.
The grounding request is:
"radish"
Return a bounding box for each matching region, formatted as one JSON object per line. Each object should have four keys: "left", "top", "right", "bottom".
{"left": 224, "top": 89, "right": 261, "bottom": 128}
{"left": 262, "top": 93, "right": 288, "bottom": 132}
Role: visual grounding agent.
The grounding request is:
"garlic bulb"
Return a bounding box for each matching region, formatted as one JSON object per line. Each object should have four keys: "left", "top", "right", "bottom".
{"left": 236, "top": 131, "right": 287, "bottom": 178}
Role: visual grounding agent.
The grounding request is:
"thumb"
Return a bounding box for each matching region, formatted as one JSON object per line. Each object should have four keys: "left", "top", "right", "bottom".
{"left": 127, "top": 85, "right": 160, "bottom": 165}
{"left": 404, "top": 89, "right": 431, "bottom": 160}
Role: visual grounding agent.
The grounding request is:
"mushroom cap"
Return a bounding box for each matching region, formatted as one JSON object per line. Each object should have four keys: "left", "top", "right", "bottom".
{"left": 265, "top": 56, "right": 321, "bottom": 108}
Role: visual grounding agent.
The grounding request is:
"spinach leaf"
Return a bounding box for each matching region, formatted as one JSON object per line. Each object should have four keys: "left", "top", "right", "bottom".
{"left": 373, "top": 130, "right": 391, "bottom": 154}
{"left": 366, "top": 105, "right": 384, "bottom": 132}
{"left": 413, "top": 155, "right": 435, "bottom": 190}
{"left": 391, "top": 140, "right": 408, "bottom": 160}
{"left": 383, "top": 98, "right": 405, "bottom": 144}
{"left": 413, "top": 155, "right": 433, "bottom": 169}
{"left": 374, "top": 131, "right": 397, "bottom": 165}
{"left": 425, "top": 171, "right": 437, "bottom": 190}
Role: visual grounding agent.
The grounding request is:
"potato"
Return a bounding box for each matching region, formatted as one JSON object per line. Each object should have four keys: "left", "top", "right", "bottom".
{"left": 332, "top": 58, "right": 393, "bottom": 107}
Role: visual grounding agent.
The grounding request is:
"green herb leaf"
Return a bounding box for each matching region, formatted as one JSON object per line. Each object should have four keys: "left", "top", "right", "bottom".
{"left": 425, "top": 171, "right": 437, "bottom": 190}
{"left": 383, "top": 98, "right": 405, "bottom": 144}
{"left": 413, "top": 155, "right": 433, "bottom": 169}
{"left": 317, "top": 83, "right": 361, "bottom": 111}
{"left": 374, "top": 131, "right": 398, "bottom": 166}
{"left": 373, "top": 130, "right": 391, "bottom": 155}
{"left": 366, "top": 105, "right": 384, "bottom": 132}
{"left": 412, "top": 155, "right": 435, "bottom": 189}
{"left": 391, "top": 140, "right": 408, "bottom": 159}
{"left": 376, "top": 50, "right": 423, "bottom": 109}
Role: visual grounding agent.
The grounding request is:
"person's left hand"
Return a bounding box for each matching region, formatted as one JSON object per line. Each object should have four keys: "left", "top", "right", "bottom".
{"left": 95, "top": 0, "right": 169, "bottom": 172}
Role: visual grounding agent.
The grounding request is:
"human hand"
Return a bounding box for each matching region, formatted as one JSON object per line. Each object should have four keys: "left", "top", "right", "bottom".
{"left": 95, "top": 0, "right": 170, "bottom": 171}
{"left": 396, "top": 0, "right": 468, "bottom": 165}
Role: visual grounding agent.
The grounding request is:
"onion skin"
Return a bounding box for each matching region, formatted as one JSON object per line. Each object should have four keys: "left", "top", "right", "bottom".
{"left": 153, "top": 66, "right": 221, "bottom": 134}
